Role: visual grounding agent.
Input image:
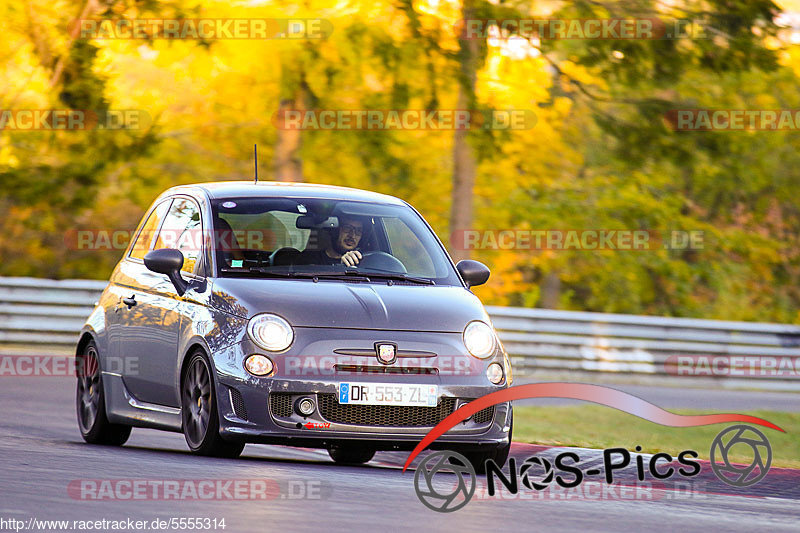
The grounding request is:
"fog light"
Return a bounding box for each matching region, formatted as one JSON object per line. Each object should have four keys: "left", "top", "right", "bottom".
{"left": 296, "top": 397, "right": 315, "bottom": 416}
{"left": 486, "top": 362, "right": 504, "bottom": 384}
{"left": 244, "top": 354, "right": 274, "bottom": 376}
{"left": 457, "top": 399, "right": 474, "bottom": 422}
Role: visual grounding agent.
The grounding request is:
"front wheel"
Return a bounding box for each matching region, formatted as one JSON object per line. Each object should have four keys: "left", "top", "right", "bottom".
{"left": 181, "top": 352, "right": 244, "bottom": 458}
{"left": 461, "top": 416, "right": 513, "bottom": 474}
{"left": 76, "top": 340, "right": 131, "bottom": 446}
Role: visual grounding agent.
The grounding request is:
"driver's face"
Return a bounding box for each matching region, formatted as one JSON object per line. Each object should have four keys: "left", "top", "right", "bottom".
{"left": 337, "top": 219, "right": 363, "bottom": 251}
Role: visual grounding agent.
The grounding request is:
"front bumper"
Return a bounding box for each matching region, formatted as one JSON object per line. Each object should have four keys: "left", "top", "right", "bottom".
{"left": 209, "top": 328, "right": 512, "bottom": 450}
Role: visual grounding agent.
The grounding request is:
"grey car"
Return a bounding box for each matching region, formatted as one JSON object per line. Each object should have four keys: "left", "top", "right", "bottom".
{"left": 76, "top": 181, "right": 513, "bottom": 467}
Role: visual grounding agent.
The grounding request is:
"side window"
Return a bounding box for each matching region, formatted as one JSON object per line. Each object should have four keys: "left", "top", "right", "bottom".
{"left": 155, "top": 198, "right": 203, "bottom": 274}
{"left": 129, "top": 200, "right": 170, "bottom": 260}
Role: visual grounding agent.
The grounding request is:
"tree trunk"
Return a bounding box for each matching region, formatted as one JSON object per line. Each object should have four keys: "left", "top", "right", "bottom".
{"left": 539, "top": 271, "right": 561, "bottom": 309}
{"left": 449, "top": 0, "right": 478, "bottom": 263}
{"left": 48, "top": 0, "right": 100, "bottom": 88}
{"left": 273, "top": 81, "right": 308, "bottom": 182}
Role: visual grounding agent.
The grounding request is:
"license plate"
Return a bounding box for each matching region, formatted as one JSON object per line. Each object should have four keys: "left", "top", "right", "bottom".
{"left": 338, "top": 383, "right": 438, "bottom": 407}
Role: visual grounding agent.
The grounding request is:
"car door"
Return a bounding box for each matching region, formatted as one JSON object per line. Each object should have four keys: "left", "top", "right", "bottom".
{"left": 140, "top": 196, "right": 206, "bottom": 407}
{"left": 109, "top": 198, "right": 173, "bottom": 405}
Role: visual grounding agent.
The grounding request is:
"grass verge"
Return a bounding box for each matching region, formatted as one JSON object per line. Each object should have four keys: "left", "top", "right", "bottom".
{"left": 513, "top": 405, "right": 800, "bottom": 469}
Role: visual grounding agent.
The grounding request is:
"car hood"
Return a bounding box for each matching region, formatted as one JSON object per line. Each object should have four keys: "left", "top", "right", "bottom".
{"left": 209, "top": 278, "right": 490, "bottom": 332}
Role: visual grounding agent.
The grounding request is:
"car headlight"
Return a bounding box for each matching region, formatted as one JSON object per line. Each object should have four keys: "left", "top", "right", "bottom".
{"left": 247, "top": 313, "right": 294, "bottom": 352}
{"left": 463, "top": 320, "right": 496, "bottom": 358}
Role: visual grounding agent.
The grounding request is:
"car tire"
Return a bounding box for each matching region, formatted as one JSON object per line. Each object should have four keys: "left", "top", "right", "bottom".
{"left": 181, "top": 351, "right": 245, "bottom": 459}
{"left": 76, "top": 340, "right": 132, "bottom": 446}
{"left": 327, "top": 444, "right": 376, "bottom": 465}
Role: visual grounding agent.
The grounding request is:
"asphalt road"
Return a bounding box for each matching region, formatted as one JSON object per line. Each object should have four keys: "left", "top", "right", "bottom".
{"left": 1, "top": 377, "right": 798, "bottom": 533}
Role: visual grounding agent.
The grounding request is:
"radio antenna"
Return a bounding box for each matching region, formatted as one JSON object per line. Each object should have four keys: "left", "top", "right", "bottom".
{"left": 253, "top": 144, "right": 258, "bottom": 183}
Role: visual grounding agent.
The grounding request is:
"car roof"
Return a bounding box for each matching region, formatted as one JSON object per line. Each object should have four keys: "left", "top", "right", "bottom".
{"left": 164, "top": 181, "right": 407, "bottom": 206}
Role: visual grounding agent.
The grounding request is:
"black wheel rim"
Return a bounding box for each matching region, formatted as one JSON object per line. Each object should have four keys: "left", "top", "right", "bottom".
{"left": 182, "top": 357, "right": 212, "bottom": 448}
{"left": 76, "top": 346, "right": 101, "bottom": 433}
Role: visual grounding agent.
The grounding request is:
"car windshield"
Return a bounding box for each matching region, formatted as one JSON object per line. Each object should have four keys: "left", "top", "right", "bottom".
{"left": 211, "top": 197, "right": 461, "bottom": 286}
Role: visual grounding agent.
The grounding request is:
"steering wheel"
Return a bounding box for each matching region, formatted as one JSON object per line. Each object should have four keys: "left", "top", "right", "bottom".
{"left": 358, "top": 252, "right": 407, "bottom": 274}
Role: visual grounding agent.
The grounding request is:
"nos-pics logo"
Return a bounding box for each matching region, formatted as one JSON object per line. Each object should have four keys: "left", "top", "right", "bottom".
{"left": 414, "top": 425, "right": 773, "bottom": 512}
{"left": 403, "top": 383, "right": 783, "bottom": 513}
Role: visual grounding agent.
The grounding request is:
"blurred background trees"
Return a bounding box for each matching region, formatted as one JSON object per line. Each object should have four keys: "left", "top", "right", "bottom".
{"left": 2, "top": 0, "right": 799, "bottom": 322}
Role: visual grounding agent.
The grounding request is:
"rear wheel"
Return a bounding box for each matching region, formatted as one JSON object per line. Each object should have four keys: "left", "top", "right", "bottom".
{"left": 76, "top": 340, "right": 131, "bottom": 446}
{"left": 181, "top": 351, "right": 244, "bottom": 458}
{"left": 327, "top": 444, "right": 376, "bottom": 465}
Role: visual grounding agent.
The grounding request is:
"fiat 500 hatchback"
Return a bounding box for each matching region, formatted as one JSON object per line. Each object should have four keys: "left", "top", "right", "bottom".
{"left": 76, "top": 181, "right": 512, "bottom": 466}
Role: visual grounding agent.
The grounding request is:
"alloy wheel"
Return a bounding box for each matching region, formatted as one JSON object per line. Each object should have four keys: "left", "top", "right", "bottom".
{"left": 182, "top": 356, "right": 212, "bottom": 448}
{"left": 76, "top": 346, "right": 101, "bottom": 433}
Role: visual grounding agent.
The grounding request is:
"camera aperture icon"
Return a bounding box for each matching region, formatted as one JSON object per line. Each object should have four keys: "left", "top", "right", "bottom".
{"left": 710, "top": 425, "right": 772, "bottom": 487}
{"left": 413, "top": 451, "right": 476, "bottom": 512}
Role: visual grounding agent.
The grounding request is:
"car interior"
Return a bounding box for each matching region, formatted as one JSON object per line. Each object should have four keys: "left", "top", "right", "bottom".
{"left": 213, "top": 209, "right": 385, "bottom": 271}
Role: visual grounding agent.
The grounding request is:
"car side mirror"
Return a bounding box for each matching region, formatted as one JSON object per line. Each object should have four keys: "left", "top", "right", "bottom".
{"left": 456, "top": 259, "right": 490, "bottom": 288}
{"left": 144, "top": 248, "right": 188, "bottom": 296}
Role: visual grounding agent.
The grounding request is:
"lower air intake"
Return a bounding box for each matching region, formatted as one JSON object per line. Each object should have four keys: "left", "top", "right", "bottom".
{"left": 228, "top": 387, "right": 248, "bottom": 421}
{"left": 269, "top": 392, "right": 294, "bottom": 418}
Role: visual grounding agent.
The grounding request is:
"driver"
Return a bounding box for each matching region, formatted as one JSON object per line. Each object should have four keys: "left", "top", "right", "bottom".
{"left": 301, "top": 216, "right": 364, "bottom": 266}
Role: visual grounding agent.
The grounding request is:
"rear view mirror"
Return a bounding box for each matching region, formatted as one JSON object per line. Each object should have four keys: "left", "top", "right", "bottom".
{"left": 144, "top": 248, "right": 188, "bottom": 295}
{"left": 456, "top": 260, "right": 490, "bottom": 288}
{"left": 296, "top": 215, "right": 338, "bottom": 229}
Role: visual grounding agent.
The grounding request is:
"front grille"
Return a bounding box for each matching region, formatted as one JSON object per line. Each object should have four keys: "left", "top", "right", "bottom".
{"left": 472, "top": 406, "right": 495, "bottom": 424}
{"left": 269, "top": 393, "right": 490, "bottom": 427}
{"left": 334, "top": 364, "right": 438, "bottom": 375}
{"left": 270, "top": 393, "right": 294, "bottom": 418}
{"left": 318, "top": 394, "right": 457, "bottom": 427}
{"left": 228, "top": 387, "right": 248, "bottom": 421}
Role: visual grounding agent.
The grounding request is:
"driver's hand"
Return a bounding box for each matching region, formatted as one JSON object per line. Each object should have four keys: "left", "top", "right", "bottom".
{"left": 341, "top": 250, "right": 362, "bottom": 267}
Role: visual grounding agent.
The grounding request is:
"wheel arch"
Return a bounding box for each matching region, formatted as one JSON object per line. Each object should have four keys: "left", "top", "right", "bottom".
{"left": 76, "top": 331, "right": 95, "bottom": 357}
{"left": 179, "top": 339, "right": 212, "bottom": 383}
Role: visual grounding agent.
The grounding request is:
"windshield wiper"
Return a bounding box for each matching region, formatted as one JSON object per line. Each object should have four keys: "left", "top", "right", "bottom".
{"left": 357, "top": 272, "right": 435, "bottom": 285}
{"left": 295, "top": 271, "right": 372, "bottom": 282}
{"left": 221, "top": 267, "right": 432, "bottom": 284}
{"left": 219, "top": 268, "right": 295, "bottom": 278}
{"left": 225, "top": 267, "right": 371, "bottom": 282}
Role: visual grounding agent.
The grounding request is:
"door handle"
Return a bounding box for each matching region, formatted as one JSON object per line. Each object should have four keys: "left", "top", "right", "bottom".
{"left": 122, "top": 295, "right": 137, "bottom": 309}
